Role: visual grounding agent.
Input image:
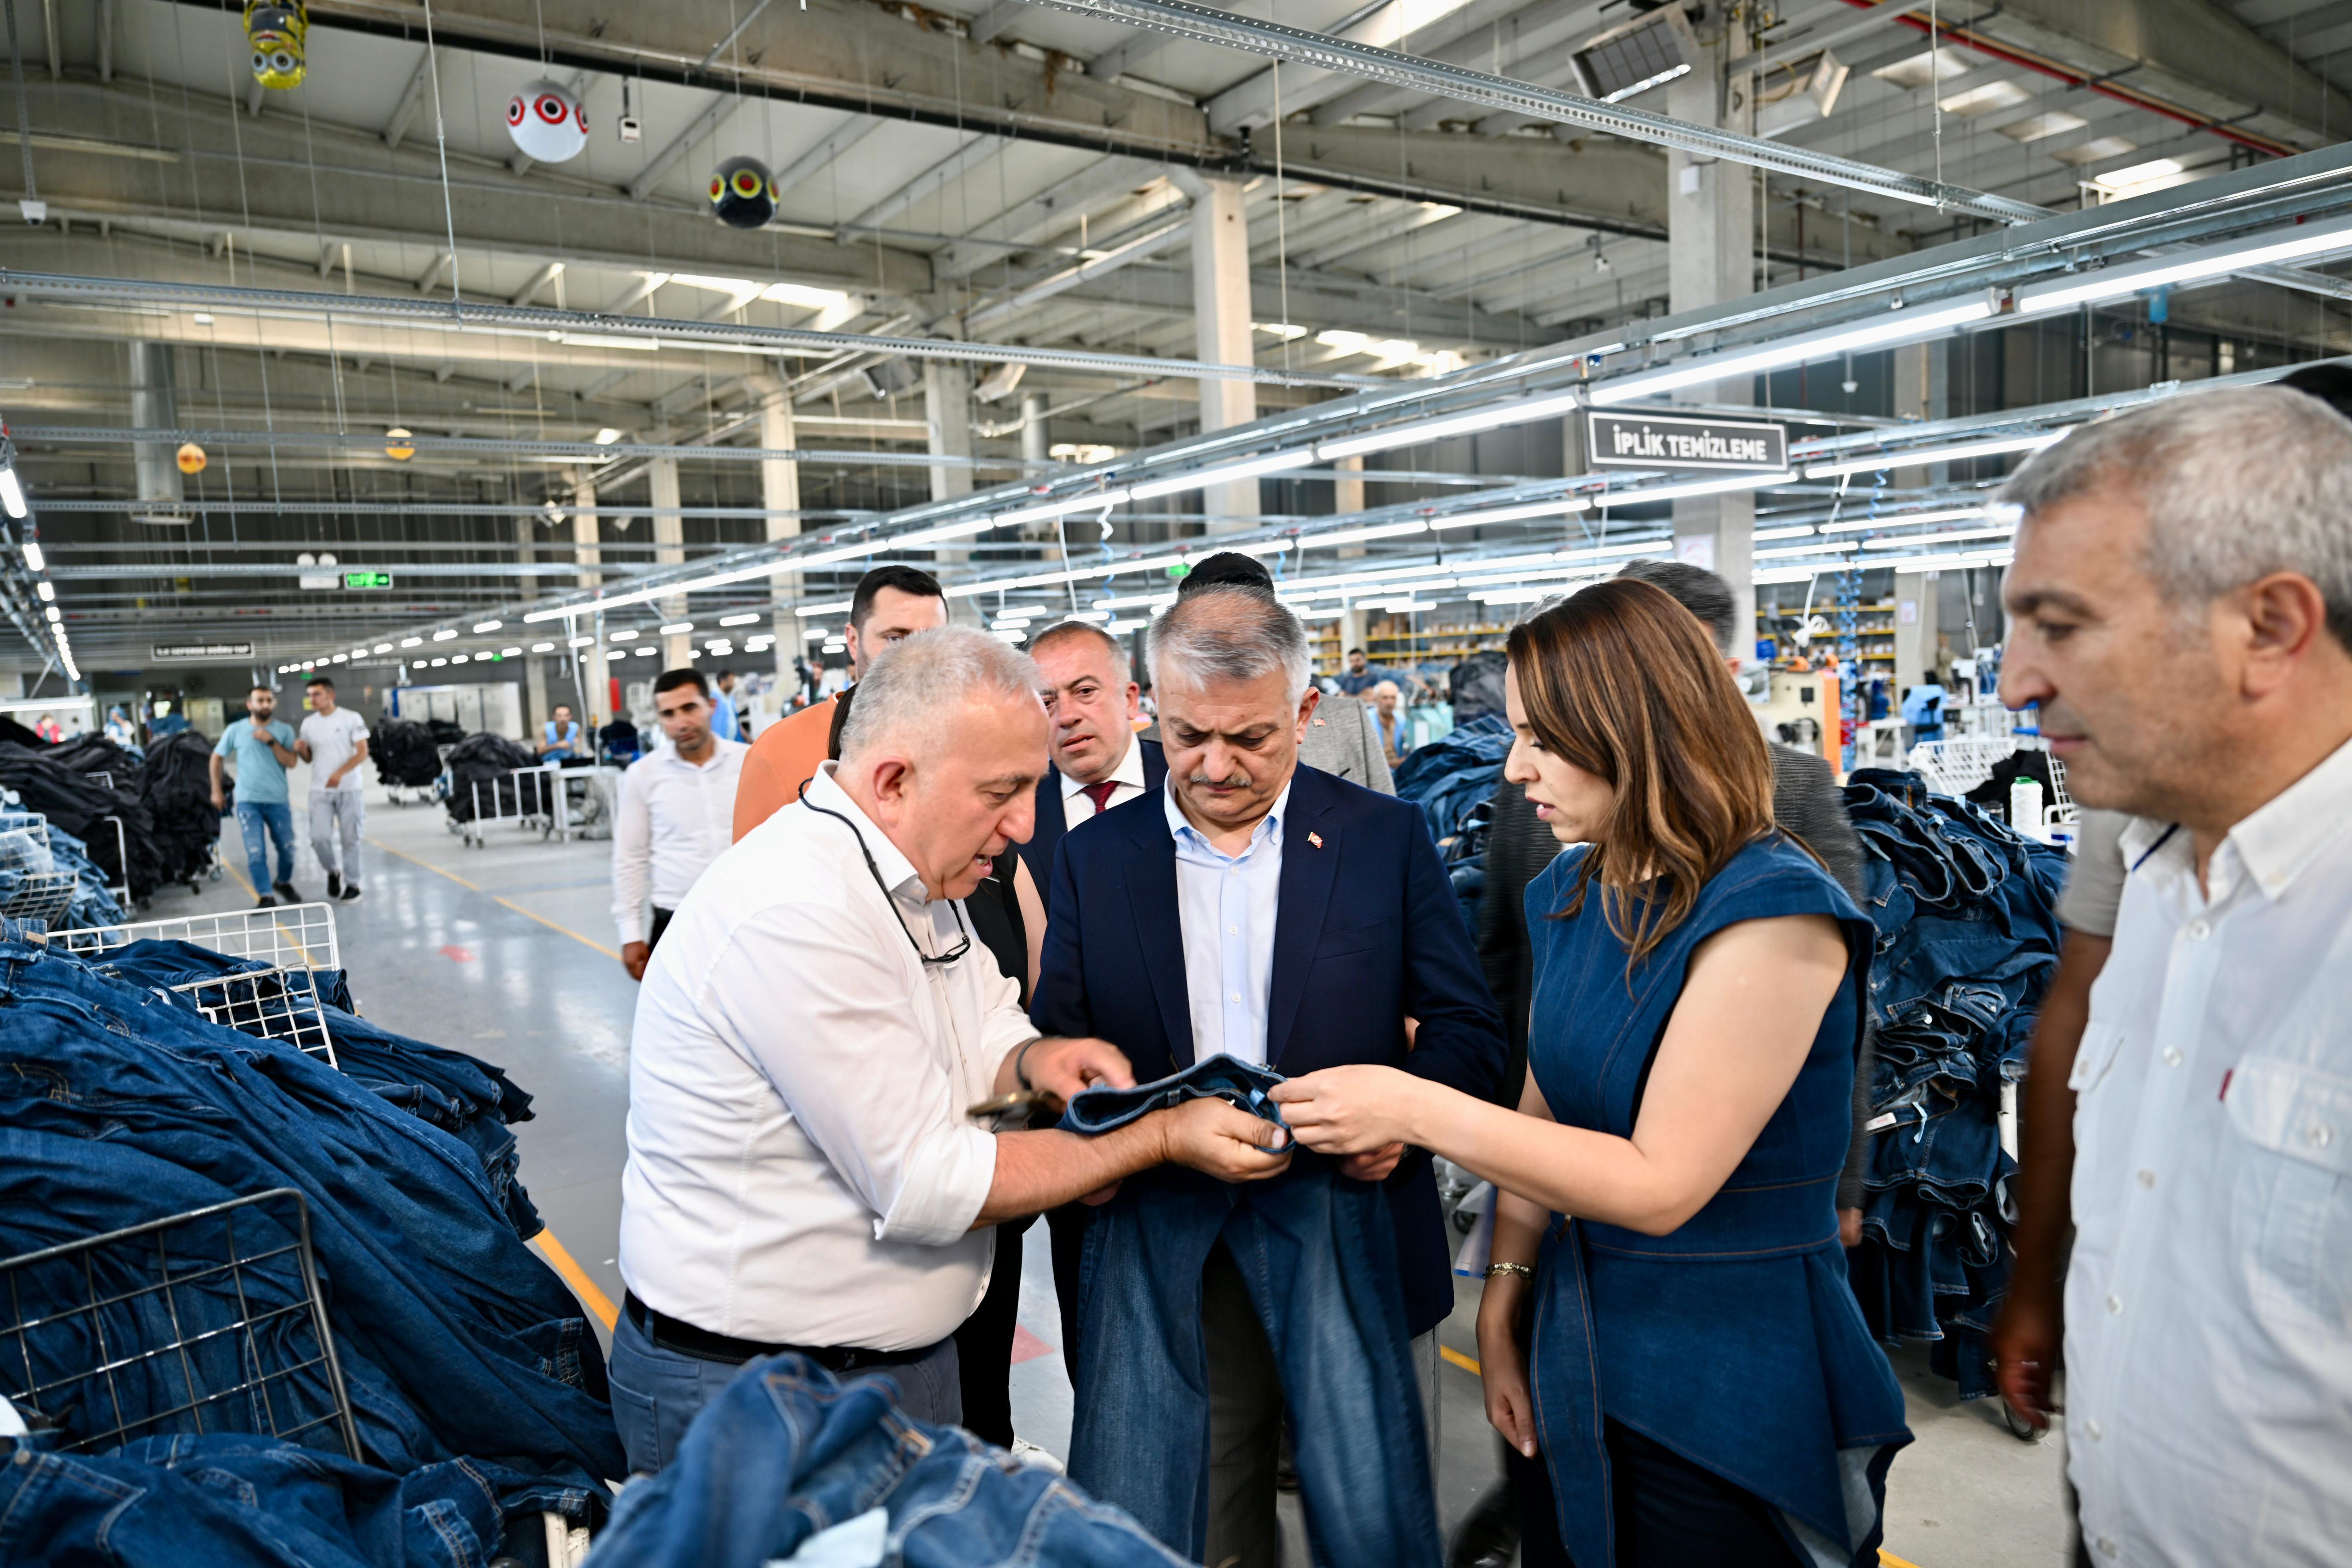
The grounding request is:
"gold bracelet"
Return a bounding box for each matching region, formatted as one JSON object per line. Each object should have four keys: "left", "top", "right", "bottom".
{"left": 1484, "top": 1261, "right": 1535, "bottom": 1280}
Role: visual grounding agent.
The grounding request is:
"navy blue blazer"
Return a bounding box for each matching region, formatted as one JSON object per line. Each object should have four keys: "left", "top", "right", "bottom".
{"left": 1031, "top": 761, "right": 1506, "bottom": 1337}
{"left": 1014, "top": 738, "right": 1167, "bottom": 891}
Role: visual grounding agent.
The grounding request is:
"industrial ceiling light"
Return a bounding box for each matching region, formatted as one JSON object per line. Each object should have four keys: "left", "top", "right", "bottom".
{"left": 658, "top": 621, "right": 694, "bottom": 635}
{"left": 473, "top": 620, "right": 503, "bottom": 633}
{"left": 1817, "top": 505, "right": 1988, "bottom": 534}
{"left": 1803, "top": 430, "right": 2064, "bottom": 479}
{"left": 1589, "top": 294, "right": 1998, "bottom": 406}
{"left": 1428, "top": 497, "right": 1594, "bottom": 531}
{"left": 718, "top": 613, "right": 762, "bottom": 626}
{"left": 1298, "top": 520, "right": 1432, "bottom": 550}
{"left": 1600, "top": 471, "right": 1796, "bottom": 505}
{"left": 1127, "top": 449, "right": 1301, "bottom": 501}
{"left": 19, "top": 539, "right": 40, "bottom": 570}
{"left": 0, "top": 463, "right": 24, "bottom": 520}
{"left": 2015, "top": 212, "right": 2352, "bottom": 317}
{"left": 1318, "top": 389, "right": 1583, "bottom": 461}
{"left": 431, "top": 628, "right": 458, "bottom": 641}
{"left": 35, "top": 581, "right": 53, "bottom": 601}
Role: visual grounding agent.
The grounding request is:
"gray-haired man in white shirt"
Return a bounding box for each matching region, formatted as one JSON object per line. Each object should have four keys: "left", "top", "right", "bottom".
{"left": 1996, "top": 385, "right": 2352, "bottom": 1566}
{"left": 613, "top": 626, "right": 1291, "bottom": 1474}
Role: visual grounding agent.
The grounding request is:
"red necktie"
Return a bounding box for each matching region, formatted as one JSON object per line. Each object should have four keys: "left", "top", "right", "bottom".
{"left": 1082, "top": 781, "right": 1119, "bottom": 817}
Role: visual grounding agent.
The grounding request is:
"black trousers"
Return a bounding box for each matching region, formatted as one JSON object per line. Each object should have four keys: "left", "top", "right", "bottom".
{"left": 647, "top": 907, "right": 675, "bottom": 951}
{"left": 1514, "top": 1419, "right": 1804, "bottom": 1568}
{"left": 952, "top": 1221, "right": 1025, "bottom": 1448}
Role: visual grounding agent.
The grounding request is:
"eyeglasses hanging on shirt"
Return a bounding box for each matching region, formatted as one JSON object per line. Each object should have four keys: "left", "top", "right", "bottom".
{"left": 798, "top": 787, "right": 974, "bottom": 967}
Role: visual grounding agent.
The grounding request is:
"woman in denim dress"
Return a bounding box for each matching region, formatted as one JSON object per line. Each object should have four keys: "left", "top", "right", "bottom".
{"left": 1272, "top": 579, "right": 1909, "bottom": 1567}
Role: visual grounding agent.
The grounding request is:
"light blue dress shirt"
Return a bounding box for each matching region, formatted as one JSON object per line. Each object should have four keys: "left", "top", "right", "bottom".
{"left": 1164, "top": 779, "right": 1291, "bottom": 1066}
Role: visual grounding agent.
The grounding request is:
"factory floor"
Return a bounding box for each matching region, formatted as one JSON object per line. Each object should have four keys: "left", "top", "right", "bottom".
{"left": 171, "top": 776, "right": 2074, "bottom": 1567}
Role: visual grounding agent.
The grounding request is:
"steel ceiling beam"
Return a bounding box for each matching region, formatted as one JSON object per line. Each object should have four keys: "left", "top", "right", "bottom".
{"left": 1012, "top": 0, "right": 2051, "bottom": 223}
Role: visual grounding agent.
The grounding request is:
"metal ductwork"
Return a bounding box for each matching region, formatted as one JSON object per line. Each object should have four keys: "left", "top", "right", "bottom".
{"left": 126, "top": 341, "right": 187, "bottom": 521}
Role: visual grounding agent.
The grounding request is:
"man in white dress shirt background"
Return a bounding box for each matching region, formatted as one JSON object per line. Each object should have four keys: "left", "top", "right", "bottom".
{"left": 1994, "top": 384, "right": 2352, "bottom": 1565}
{"left": 611, "top": 626, "right": 1294, "bottom": 1474}
{"left": 614, "top": 669, "right": 748, "bottom": 981}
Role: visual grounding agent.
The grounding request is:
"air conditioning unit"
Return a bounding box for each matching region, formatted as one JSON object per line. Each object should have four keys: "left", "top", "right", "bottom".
{"left": 1757, "top": 50, "right": 1852, "bottom": 140}
{"left": 1570, "top": 5, "right": 1699, "bottom": 105}
{"left": 861, "top": 356, "right": 921, "bottom": 399}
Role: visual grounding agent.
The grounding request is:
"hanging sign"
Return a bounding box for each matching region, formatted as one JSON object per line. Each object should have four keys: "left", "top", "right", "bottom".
{"left": 152, "top": 642, "right": 253, "bottom": 660}
{"left": 343, "top": 571, "right": 395, "bottom": 589}
{"left": 1588, "top": 411, "right": 1788, "bottom": 471}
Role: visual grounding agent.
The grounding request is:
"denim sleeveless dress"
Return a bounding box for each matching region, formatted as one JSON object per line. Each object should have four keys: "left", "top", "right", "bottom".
{"left": 1524, "top": 834, "right": 1910, "bottom": 1568}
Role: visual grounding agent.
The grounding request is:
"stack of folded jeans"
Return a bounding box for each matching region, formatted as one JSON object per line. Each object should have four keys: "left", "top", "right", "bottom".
{"left": 1393, "top": 712, "right": 1514, "bottom": 935}
{"left": 1839, "top": 769, "right": 2069, "bottom": 1399}
{"left": 46, "top": 822, "right": 128, "bottom": 927}
{"left": 585, "top": 1353, "right": 1190, "bottom": 1568}
{"left": 0, "top": 918, "right": 622, "bottom": 1533}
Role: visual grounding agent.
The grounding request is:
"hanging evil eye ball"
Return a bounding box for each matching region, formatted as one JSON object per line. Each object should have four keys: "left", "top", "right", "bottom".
{"left": 710, "top": 154, "right": 776, "bottom": 230}
{"left": 243, "top": 1, "right": 307, "bottom": 89}
{"left": 505, "top": 77, "right": 587, "bottom": 164}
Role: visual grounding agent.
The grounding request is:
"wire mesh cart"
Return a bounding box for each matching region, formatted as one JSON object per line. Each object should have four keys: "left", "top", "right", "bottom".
{"left": 50, "top": 902, "right": 345, "bottom": 1068}
{"left": 0, "top": 808, "right": 82, "bottom": 926}
{"left": 0, "top": 1188, "right": 364, "bottom": 1460}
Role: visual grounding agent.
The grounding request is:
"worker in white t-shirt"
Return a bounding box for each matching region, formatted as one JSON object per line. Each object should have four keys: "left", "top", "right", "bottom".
{"left": 296, "top": 675, "right": 371, "bottom": 902}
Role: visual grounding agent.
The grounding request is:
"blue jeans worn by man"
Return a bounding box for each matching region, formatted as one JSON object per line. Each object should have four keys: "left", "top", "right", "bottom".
{"left": 236, "top": 801, "right": 297, "bottom": 897}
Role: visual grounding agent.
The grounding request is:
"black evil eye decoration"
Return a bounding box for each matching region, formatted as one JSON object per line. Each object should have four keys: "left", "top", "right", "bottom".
{"left": 710, "top": 154, "right": 777, "bottom": 230}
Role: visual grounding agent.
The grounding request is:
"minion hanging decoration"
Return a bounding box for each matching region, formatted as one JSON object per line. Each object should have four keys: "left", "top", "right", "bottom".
{"left": 710, "top": 155, "right": 776, "bottom": 230}
{"left": 243, "top": 1, "right": 308, "bottom": 90}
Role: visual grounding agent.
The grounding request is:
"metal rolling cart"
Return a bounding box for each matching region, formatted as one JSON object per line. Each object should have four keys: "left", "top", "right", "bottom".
{"left": 453, "top": 767, "right": 560, "bottom": 849}
{"left": 542, "top": 762, "right": 618, "bottom": 844}
{"left": 50, "top": 902, "right": 346, "bottom": 1067}
{"left": 0, "top": 809, "right": 83, "bottom": 927}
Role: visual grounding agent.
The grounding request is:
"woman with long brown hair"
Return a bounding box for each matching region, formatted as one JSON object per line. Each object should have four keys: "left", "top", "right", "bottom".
{"left": 1272, "top": 579, "right": 1908, "bottom": 1567}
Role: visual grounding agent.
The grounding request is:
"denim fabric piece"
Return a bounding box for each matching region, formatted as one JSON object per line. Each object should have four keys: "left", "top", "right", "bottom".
{"left": 1391, "top": 712, "right": 1513, "bottom": 846}
{"left": 1066, "top": 1166, "right": 1440, "bottom": 1568}
{"left": 1057, "top": 1052, "right": 1289, "bottom": 1137}
{"left": 0, "top": 1430, "right": 514, "bottom": 1568}
{"left": 1838, "top": 772, "right": 2062, "bottom": 1397}
{"left": 0, "top": 925, "right": 622, "bottom": 1512}
{"left": 91, "top": 940, "right": 543, "bottom": 1238}
{"left": 584, "top": 1354, "right": 1190, "bottom": 1568}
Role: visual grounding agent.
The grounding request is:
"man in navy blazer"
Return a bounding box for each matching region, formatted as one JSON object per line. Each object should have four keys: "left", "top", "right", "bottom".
{"left": 1032, "top": 585, "right": 1504, "bottom": 1566}
{"left": 1015, "top": 620, "right": 1168, "bottom": 891}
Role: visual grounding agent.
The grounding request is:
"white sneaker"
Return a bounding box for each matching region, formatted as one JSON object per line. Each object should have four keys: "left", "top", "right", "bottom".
{"left": 1008, "top": 1438, "right": 1064, "bottom": 1472}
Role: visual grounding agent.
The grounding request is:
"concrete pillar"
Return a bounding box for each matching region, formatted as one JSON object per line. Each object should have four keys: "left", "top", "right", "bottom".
{"left": 1666, "top": 19, "right": 1758, "bottom": 664}
{"left": 924, "top": 362, "right": 975, "bottom": 504}
{"left": 571, "top": 474, "right": 611, "bottom": 727}
{"left": 651, "top": 457, "right": 690, "bottom": 668}
{"left": 1332, "top": 455, "right": 1366, "bottom": 517}
{"left": 1181, "top": 173, "right": 1259, "bottom": 526}
{"left": 757, "top": 384, "right": 802, "bottom": 673}
{"left": 1890, "top": 342, "right": 1950, "bottom": 491}
{"left": 1019, "top": 393, "right": 1049, "bottom": 467}
{"left": 1894, "top": 570, "right": 1941, "bottom": 693}
{"left": 517, "top": 513, "right": 548, "bottom": 734}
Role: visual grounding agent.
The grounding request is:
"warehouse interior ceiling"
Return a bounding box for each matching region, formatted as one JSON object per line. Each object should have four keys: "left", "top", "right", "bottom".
{"left": 6, "top": 0, "right": 2352, "bottom": 671}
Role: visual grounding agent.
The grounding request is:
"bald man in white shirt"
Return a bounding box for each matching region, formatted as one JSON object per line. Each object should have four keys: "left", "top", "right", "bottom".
{"left": 612, "top": 626, "right": 1293, "bottom": 1474}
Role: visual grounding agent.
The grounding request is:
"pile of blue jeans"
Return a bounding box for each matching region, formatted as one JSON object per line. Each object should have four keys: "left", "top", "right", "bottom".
{"left": 587, "top": 1354, "right": 1189, "bottom": 1568}
{"left": 1393, "top": 712, "right": 1513, "bottom": 933}
{"left": 1839, "top": 769, "right": 2068, "bottom": 1399}
{"left": 0, "top": 917, "right": 621, "bottom": 1542}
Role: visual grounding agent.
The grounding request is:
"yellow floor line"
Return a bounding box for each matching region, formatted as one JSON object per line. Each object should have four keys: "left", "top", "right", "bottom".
{"left": 1880, "top": 1552, "right": 1926, "bottom": 1568}
{"left": 366, "top": 838, "right": 621, "bottom": 959}
{"left": 1440, "top": 1345, "right": 1481, "bottom": 1376}
{"left": 531, "top": 1230, "right": 619, "bottom": 1331}
{"left": 215, "top": 857, "right": 325, "bottom": 967}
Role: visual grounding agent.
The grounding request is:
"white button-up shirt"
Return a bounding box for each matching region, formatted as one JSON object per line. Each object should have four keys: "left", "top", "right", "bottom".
{"left": 2065, "top": 736, "right": 2352, "bottom": 1565}
{"left": 611, "top": 737, "right": 748, "bottom": 944}
{"left": 617, "top": 762, "right": 1036, "bottom": 1350}
{"left": 1167, "top": 779, "right": 1290, "bottom": 1066}
{"left": 1059, "top": 730, "right": 1148, "bottom": 832}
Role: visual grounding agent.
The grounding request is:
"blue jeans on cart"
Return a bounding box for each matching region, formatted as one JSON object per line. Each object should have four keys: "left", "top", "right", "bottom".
{"left": 235, "top": 801, "right": 296, "bottom": 893}
{"left": 1062, "top": 1056, "right": 1442, "bottom": 1568}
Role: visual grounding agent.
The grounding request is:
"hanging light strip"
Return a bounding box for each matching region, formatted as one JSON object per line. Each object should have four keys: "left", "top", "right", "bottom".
{"left": 1588, "top": 296, "right": 2000, "bottom": 408}
{"left": 2014, "top": 212, "right": 2352, "bottom": 318}
{"left": 1803, "top": 431, "right": 2065, "bottom": 479}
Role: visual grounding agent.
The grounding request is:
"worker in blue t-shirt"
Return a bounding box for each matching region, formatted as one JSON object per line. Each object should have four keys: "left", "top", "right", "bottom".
{"left": 209, "top": 683, "right": 300, "bottom": 908}
{"left": 540, "top": 704, "right": 583, "bottom": 761}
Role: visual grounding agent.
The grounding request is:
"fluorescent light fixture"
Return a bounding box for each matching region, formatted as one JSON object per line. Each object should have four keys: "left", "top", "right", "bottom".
{"left": 43, "top": 605, "right": 61, "bottom": 623}
{"left": 705, "top": 639, "right": 732, "bottom": 650}
{"left": 991, "top": 606, "right": 1045, "bottom": 621}
{"left": 609, "top": 628, "right": 638, "bottom": 641}
{"left": 804, "top": 625, "right": 831, "bottom": 640}
{"left": 431, "top": 628, "right": 458, "bottom": 641}
{"left": 1127, "top": 450, "right": 1302, "bottom": 502}
{"left": 1103, "top": 617, "right": 1148, "bottom": 633}
{"left": 718, "top": 612, "right": 762, "bottom": 626}
{"left": 797, "top": 599, "right": 853, "bottom": 617}
{"left": 1863, "top": 524, "right": 2018, "bottom": 549}
{"left": 994, "top": 488, "right": 1133, "bottom": 528}
{"left": 2016, "top": 212, "right": 2352, "bottom": 317}
{"left": 1804, "top": 430, "right": 2064, "bottom": 479}
{"left": 659, "top": 621, "right": 694, "bottom": 635}
{"left": 1300, "top": 520, "right": 1430, "bottom": 550}
{"left": 989, "top": 616, "right": 1031, "bottom": 630}
{"left": 0, "top": 469, "right": 24, "bottom": 519}
{"left": 1318, "top": 389, "right": 1583, "bottom": 462}
{"left": 592, "top": 429, "right": 623, "bottom": 446}
{"left": 1754, "top": 525, "right": 1816, "bottom": 541}
{"left": 1069, "top": 609, "right": 1111, "bottom": 623}
{"left": 35, "top": 580, "right": 53, "bottom": 601}
{"left": 400, "top": 636, "right": 423, "bottom": 648}
{"left": 1429, "top": 498, "right": 1594, "bottom": 531}
{"left": 892, "top": 518, "right": 1001, "bottom": 548}
{"left": 1589, "top": 295, "right": 1997, "bottom": 406}
{"left": 531, "top": 642, "right": 555, "bottom": 653}
{"left": 373, "top": 642, "right": 392, "bottom": 653}
{"left": 1296, "top": 606, "right": 1348, "bottom": 621}
{"left": 1818, "top": 505, "right": 1989, "bottom": 535}
{"left": 429, "top": 657, "right": 448, "bottom": 667}
{"left": 451, "top": 654, "right": 470, "bottom": 664}
{"left": 1601, "top": 471, "right": 1795, "bottom": 505}
{"left": 19, "top": 539, "right": 41, "bottom": 570}
{"left": 1756, "top": 541, "right": 1853, "bottom": 559}
{"left": 569, "top": 636, "right": 595, "bottom": 649}
{"left": 520, "top": 541, "right": 884, "bottom": 623}
{"left": 991, "top": 627, "right": 1027, "bottom": 643}
{"left": 821, "top": 640, "right": 847, "bottom": 652}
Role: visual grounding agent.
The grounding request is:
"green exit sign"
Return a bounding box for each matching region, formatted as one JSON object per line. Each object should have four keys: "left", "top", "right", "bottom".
{"left": 344, "top": 570, "right": 395, "bottom": 589}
